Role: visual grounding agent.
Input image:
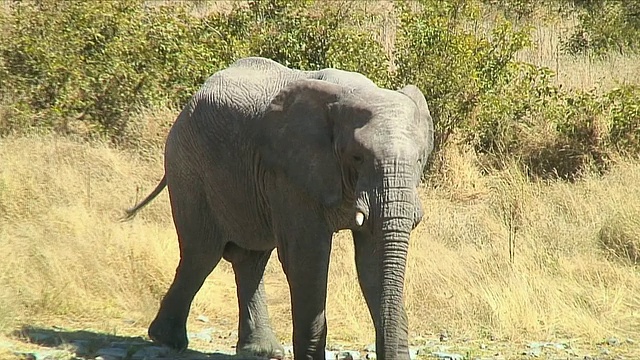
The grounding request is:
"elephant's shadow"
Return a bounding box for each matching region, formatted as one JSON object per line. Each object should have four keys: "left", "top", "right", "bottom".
{"left": 10, "top": 325, "right": 265, "bottom": 359}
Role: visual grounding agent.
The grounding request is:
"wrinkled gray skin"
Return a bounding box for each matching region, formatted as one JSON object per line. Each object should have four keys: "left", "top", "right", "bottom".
{"left": 124, "top": 57, "right": 434, "bottom": 360}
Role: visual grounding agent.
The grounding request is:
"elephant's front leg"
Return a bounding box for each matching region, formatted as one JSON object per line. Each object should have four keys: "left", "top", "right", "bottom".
{"left": 352, "top": 230, "right": 411, "bottom": 360}
{"left": 277, "top": 225, "right": 333, "bottom": 360}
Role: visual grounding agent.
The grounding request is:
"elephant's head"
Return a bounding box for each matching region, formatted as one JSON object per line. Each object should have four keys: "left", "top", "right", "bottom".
{"left": 256, "top": 78, "right": 434, "bottom": 359}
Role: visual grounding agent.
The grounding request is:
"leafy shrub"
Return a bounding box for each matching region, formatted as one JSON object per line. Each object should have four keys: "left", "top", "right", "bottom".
{"left": 0, "top": 0, "right": 239, "bottom": 142}
{"left": 393, "top": 0, "right": 532, "bottom": 156}
{"left": 604, "top": 86, "right": 640, "bottom": 154}
{"left": 469, "top": 63, "right": 640, "bottom": 180}
{"left": 0, "top": 0, "right": 392, "bottom": 143}
{"left": 237, "top": 0, "right": 392, "bottom": 84}
{"left": 0, "top": 0, "right": 638, "bottom": 181}
{"left": 562, "top": 1, "right": 640, "bottom": 55}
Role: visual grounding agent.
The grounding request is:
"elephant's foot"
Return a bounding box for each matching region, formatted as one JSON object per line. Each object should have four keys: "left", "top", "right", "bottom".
{"left": 236, "top": 329, "right": 284, "bottom": 359}
{"left": 148, "top": 315, "right": 188, "bottom": 352}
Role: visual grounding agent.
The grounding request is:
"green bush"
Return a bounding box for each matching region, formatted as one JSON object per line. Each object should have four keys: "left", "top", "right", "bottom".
{"left": 0, "top": 0, "right": 239, "bottom": 141}
{"left": 393, "top": 0, "right": 532, "bottom": 153}
{"left": 604, "top": 86, "right": 640, "bottom": 154}
{"left": 0, "top": 0, "right": 638, "bottom": 181}
{"left": 0, "top": 0, "right": 391, "bottom": 143}
{"left": 562, "top": 1, "right": 640, "bottom": 56}
{"left": 470, "top": 63, "right": 640, "bottom": 179}
{"left": 237, "top": 0, "right": 392, "bottom": 84}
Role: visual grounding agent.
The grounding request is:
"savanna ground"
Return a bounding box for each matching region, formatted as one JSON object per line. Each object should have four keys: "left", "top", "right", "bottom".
{"left": 1, "top": 1, "right": 640, "bottom": 359}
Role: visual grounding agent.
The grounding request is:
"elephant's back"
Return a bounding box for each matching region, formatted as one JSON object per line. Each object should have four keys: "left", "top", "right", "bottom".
{"left": 191, "top": 58, "right": 379, "bottom": 130}
{"left": 198, "top": 58, "right": 304, "bottom": 122}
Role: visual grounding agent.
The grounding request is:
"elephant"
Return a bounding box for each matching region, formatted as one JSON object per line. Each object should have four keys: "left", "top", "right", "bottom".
{"left": 123, "top": 57, "right": 434, "bottom": 360}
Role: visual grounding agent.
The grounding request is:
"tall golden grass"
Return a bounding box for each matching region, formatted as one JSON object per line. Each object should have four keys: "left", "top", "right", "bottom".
{"left": 1, "top": 1, "right": 640, "bottom": 353}
{"left": 1, "top": 133, "right": 639, "bottom": 348}
{"left": 514, "top": 16, "right": 640, "bottom": 90}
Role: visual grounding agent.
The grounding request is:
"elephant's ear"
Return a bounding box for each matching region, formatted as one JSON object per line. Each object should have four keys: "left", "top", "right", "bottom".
{"left": 398, "top": 84, "right": 434, "bottom": 156}
{"left": 256, "top": 79, "right": 343, "bottom": 208}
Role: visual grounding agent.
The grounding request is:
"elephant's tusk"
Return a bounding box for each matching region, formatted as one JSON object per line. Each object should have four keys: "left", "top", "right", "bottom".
{"left": 355, "top": 211, "right": 365, "bottom": 226}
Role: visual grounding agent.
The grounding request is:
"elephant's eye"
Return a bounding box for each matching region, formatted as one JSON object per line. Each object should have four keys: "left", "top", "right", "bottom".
{"left": 352, "top": 155, "right": 364, "bottom": 164}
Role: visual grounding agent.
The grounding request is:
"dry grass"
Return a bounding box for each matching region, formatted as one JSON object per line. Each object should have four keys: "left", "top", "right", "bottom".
{"left": 598, "top": 211, "right": 640, "bottom": 265}
{"left": 514, "top": 16, "right": 640, "bottom": 90}
{"left": 1, "top": 134, "right": 639, "bottom": 348}
{"left": 1, "top": 1, "right": 640, "bottom": 353}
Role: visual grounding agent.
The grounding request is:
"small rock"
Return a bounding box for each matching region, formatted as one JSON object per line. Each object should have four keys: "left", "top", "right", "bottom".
{"left": 365, "top": 352, "right": 376, "bottom": 359}
{"left": 326, "top": 350, "right": 337, "bottom": 360}
{"left": 527, "top": 341, "right": 549, "bottom": 348}
{"left": 431, "top": 351, "right": 464, "bottom": 360}
{"left": 188, "top": 327, "right": 214, "bottom": 343}
{"left": 132, "top": 346, "right": 169, "bottom": 359}
{"left": 600, "top": 347, "right": 611, "bottom": 355}
{"left": 96, "top": 347, "right": 128, "bottom": 360}
{"left": 110, "top": 341, "right": 147, "bottom": 349}
{"left": 626, "top": 338, "right": 635, "bottom": 344}
{"left": 479, "top": 343, "right": 488, "bottom": 350}
{"left": 364, "top": 343, "right": 376, "bottom": 352}
{"left": 196, "top": 314, "right": 210, "bottom": 323}
{"left": 96, "top": 356, "right": 118, "bottom": 360}
{"left": 69, "top": 340, "right": 92, "bottom": 356}
{"left": 13, "top": 351, "right": 64, "bottom": 360}
{"left": 337, "top": 350, "right": 360, "bottom": 360}
{"left": 607, "top": 337, "right": 620, "bottom": 346}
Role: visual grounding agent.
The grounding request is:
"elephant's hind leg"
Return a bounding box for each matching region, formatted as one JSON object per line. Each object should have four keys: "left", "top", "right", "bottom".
{"left": 223, "top": 243, "right": 284, "bottom": 359}
{"left": 148, "top": 183, "right": 225, "bottom": 352}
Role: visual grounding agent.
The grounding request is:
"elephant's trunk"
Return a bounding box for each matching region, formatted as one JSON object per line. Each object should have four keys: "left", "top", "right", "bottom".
{"left": 378, "top": 218, "right": 411, "bottom": 360}
{"left": 370, "top": 163, "right": 416, "bottom": 360}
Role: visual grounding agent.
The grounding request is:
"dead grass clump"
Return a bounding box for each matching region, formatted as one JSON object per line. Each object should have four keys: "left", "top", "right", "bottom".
{"left": 521, "top": 136, "right": 611, "bottom": 181}
{"left": 428, "top": 137, "right": 490, "bottom": 203}
{"left": 598, "top": 212, "right": 640, "bottom": 265}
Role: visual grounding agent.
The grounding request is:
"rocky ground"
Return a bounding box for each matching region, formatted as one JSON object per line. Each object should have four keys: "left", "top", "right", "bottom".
{"left": 1, "top": 317, "right": 637, "bottom": 360}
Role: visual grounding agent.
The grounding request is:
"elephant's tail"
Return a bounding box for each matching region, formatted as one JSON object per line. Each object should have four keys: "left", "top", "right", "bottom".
{"left": 121, "top": 174, "right": 167, "bottom": 222}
